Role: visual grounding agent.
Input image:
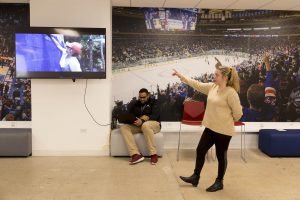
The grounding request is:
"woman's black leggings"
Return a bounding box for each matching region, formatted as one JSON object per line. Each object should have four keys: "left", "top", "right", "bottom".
{"left": 194, "top": 128, "right": 232, "bottom": 180}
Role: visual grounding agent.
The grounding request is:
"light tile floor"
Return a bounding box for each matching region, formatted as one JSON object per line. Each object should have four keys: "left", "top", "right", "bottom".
{"left": 0, "top": 149, "right": 299, "bottom": 200}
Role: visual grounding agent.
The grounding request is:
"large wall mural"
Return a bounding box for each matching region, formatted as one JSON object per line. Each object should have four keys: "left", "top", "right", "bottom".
{"left": 111, "top": 7, "right": 300, "bottom": 123}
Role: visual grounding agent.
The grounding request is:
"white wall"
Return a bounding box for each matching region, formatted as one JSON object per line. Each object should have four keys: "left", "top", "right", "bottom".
{"left": 30, "top": 0, "right": 112, "bottom": 156}
{"left": 15, "top": 1, "right": 298, "bottom": 156}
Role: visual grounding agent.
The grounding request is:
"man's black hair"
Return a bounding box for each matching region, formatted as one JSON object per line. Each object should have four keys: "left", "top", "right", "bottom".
{"left": 139, "top": 88, "right": 149, "bottom": 94}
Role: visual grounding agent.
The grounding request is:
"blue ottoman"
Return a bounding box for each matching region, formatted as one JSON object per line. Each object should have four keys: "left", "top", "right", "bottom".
{"left": 259, "top": 129, "right": 300, "bottom": 157}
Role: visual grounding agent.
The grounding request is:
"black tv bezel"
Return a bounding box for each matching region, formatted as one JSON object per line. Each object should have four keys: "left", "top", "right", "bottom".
{"left": 15, "top": 27, "right": 106, "bottom": 79}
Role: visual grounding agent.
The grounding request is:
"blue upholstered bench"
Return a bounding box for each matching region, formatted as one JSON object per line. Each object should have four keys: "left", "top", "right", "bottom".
{"left": 259, "top": 129, "right": 300, "bottom": 157}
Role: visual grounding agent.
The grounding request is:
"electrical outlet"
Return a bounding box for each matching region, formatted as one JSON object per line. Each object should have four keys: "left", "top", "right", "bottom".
{"left": 102, "top": 144, "right": 109, "bottom": 150}
{"left": 11, "top": 122, "right": 16, "bottom": 127}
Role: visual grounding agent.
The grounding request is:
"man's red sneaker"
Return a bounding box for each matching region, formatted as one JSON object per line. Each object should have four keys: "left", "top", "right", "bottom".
{"left": 150, "top": 154, "right": 158, "bottom": 165}
{"left": 129, "top": 154, "right": 144, "bottom": 165}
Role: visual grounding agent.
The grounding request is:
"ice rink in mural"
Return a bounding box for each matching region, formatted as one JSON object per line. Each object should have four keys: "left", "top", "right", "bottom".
{"left": 112, "top": 52, "right": 253, "bottom": 122}
{"left": 112, "top": 54, "right": 247, "bottom": 103}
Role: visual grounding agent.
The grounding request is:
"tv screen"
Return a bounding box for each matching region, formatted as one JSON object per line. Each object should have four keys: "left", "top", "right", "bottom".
{"left": 15, "top": 27, "right": 106, "bottom": 79}
{"left": 144, "top": 8, "right": 198, "bottom": 31}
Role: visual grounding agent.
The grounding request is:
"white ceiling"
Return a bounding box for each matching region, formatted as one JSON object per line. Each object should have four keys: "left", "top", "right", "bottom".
{"left": 0, "top": 0, "right": 300, "bottom": 11}
{"left": 0, "top": 0, "right": 28, "bottom": 3}
{"left": 111, "top": 0, "right": 300, "bottom": 11}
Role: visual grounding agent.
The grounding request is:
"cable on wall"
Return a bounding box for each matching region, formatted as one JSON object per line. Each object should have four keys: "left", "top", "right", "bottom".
{"left": 84, "top": 79, "right": 111, "bottom": 126}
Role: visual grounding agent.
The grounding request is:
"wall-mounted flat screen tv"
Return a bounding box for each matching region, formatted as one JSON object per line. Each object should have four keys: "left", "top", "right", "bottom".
{"left": 15, "top": 27, "right": 106, "bottom": 79}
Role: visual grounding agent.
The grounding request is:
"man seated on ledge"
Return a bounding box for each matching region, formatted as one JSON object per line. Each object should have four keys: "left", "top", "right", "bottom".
{"left": 120, "top": 88, "right": 161, "bottom": 165}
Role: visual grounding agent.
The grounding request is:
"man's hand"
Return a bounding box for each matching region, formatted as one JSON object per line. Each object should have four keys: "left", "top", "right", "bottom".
{"left": 133, "top": 118, "right": 143, "bottom": 126}
{"left": 140, "top": 115, "right": 149, "bottom": 121}
{"left": 263, "top": 52, "right": 271, "bottom": 71}
{"left": 263, "top": 52, "right": 270, "bottom": 63}
{"left": 215, "top": 57, "right": 222, "bottom": 68}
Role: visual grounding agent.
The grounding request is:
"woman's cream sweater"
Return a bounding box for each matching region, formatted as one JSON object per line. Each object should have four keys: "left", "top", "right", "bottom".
{"left": 180, "top": 75, "right": 243, "bottom": 136}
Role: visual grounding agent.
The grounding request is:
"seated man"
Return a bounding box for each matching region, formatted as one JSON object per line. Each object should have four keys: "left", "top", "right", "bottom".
{"left": 120, "top": 88, "right": 161, "bottom": 165}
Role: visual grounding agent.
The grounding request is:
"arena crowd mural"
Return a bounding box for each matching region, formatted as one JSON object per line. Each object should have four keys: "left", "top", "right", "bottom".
{"left": 0, "top": 4, "right": 31, "bottom": 121}
{"left": 111, "top": 7, "right": 300, "bottom": 124}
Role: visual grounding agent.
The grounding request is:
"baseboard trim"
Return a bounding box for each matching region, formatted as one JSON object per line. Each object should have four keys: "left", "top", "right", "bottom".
{"left": 32, "top": 150, "right": 109, "bottom": 156}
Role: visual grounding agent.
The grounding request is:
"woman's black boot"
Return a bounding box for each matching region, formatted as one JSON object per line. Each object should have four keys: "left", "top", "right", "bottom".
{"left": 179, "top": 174, "right": 200, "bottom": 187}
{"left": 206, "top": 179, "right": 223, "bottom": 192}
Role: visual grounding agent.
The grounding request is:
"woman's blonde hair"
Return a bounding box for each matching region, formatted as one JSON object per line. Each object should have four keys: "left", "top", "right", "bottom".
{"left": 215, "top": 61, "right": 240, "bottom": 92}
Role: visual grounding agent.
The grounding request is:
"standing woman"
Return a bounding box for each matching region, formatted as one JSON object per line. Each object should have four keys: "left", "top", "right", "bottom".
{"left": 172, "top": 58, "right": 243, "bottom": 192}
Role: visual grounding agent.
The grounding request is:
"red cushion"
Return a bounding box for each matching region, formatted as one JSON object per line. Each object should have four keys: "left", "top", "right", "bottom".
{"left": 234, "top": 121, "right": 245, "bottom": 126}
{"left": 182, "top": 101, "right": 205, "bottom": 122}
{"left": 182, "top": 120, "right": 202, "bottom": 126}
